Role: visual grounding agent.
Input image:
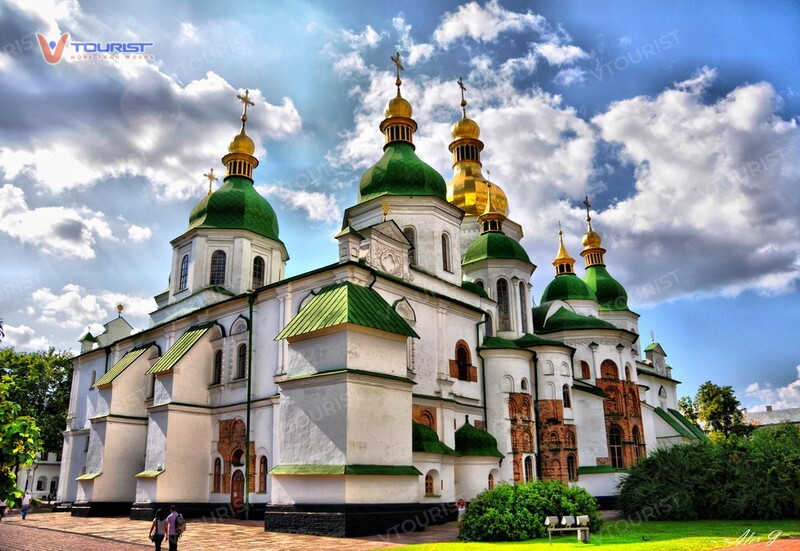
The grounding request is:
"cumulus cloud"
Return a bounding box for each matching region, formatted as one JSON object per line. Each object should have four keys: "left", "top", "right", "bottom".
{"left": 258, "top": 184, "right": 342, "bottom": 223}
{"left": 0, "top": 184, "right": 115, "bottom": 259}
{"left": 535, "top": 42, "right": 589, "bottom": 65}
{"left": 342, "top": 25, "right": 382, "bottom": 50}
{"left": 1, "top": 324, "right": 52, "bottom": 352}
{"left": 31, "top": 284, "right": 155, "bottom": 330}
{"left": 745, "top": 366, "right": 800, "bottom": 411}
{"left": 433, "top": 0, "right": 545, "bottom": 47}
{"left": 393, "top": 15, "right": 434, "bottom": 66}
{"left": 127, "top": 224, "right": 152, "bottom": 242}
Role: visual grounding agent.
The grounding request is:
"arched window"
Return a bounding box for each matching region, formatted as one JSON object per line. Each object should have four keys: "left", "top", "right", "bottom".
{"left": 90, "top": 370, "right": 96, "bottom": 387}
{"left": 36, "top": 476, "right": 46, "bottom": 491}
{"left": 231, "top": 448, "right": 244, "bottom": 467}
{"left": 625, "top": 365, "right": 631, "bottom": 381}
{"left": 658, "top": 386, "right": 667, "bottom": 409}
{"left": 566, "top": 431, "right": 576, "bottom": 449}
{"left": 210, "top": 250, "right": 226, "bottom": 285}
{"left": 178, "top": 254, "right": 189, "bottom": 290}
{"left": 456, "top": 343, "right": 470, "bottom": 381}
{"left": 567, "top": 455, "right": 577, "bottom": 481}
{"left": 580, "top": 361, "right": 591, "bottom": 379}
{"left": 485, "top": 312, "right": 493, "bottom": 337}
{"left": 549, "top": 431, "right": 560, "bottom": 447}
{"left": 496, "top": 279, "right": 510, "bottom": 331}
{"left": 522, "top": 431, "right": 532, "bottom": 451}
{"left": 236, "top": 344, "right": 247, "bottom": 379}
{"left": 519, "top": 281, "right": 528, "bottom": 333}
{"left": 252, "top": 256, "right": 265, "bottom": 288}
{"left": 601, "top": 359, "right": 619, "bottom": 380}
{"left": 441, "top": 233, "right": 452, "bottom": 272}
{"left": 259, "top": 455, "right": 268, "bottom": 493}
{"left": 403, "top": 227, "right": 416, "bottom": 265}
{"left": 212, "top": 458, "right": 221, "bottom": 493}
{"left": 424, "top": 472, "right": 434, "bottom": 495}
{"left": 212, "top": 350, "right": 223, "bottom": 384}
{"left": 562, "top": 384, "right": 572, "bottom": 408}
{"left": 475, "top": 280, "right": 485, "bottom": 289}
{"left": 524, "top": 456, "right": 534, "bottom": 482}
{"left": 632, "top": 427, "right": 642, "bottom": 463}
{"left": 488, "top": 472, "right": 495, "bottom": 489}
{"left": 521, "top": 378, "right": 528, "bottom": 392}
{"left": 608, "top": 426, "right": 624, "bottom": 469}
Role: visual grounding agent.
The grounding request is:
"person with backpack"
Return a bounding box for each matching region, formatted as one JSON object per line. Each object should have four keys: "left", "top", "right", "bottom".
{"left": 165, "top": 505, "right": 184, "bottom": 551}
{"left": 148, "top": 508, "right": 166, "bottom": 551}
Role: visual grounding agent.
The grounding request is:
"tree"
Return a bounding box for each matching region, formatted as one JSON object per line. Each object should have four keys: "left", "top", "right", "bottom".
{"left": 0, "top": 375, "right": 42, "bottom": 506}
{"left": 0, "top": 348, "right": 74, "bottom": 454}
{"left": 677, "top": 395, "right": 699, "bottom": 424}
{"left": 693, "top": 381, "right": 753, "bottom": 439}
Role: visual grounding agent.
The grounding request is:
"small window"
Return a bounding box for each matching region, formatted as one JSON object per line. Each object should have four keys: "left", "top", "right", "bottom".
{"left": 425, "top": 473, "right": 434, "bottom": 495}
{"left": 441, "top": 233, "right": 452, "bottom": 272}
{"left": 601, "top": 359, "right": 618, "bottom": 380}
{"left": 212, "top": 458, "right": 221, "bottom": 493}
{"left": 562, "top": 384, "right": 572, "bottom": 408}
{"left": 580, "top": 361, "right": 591, "bottom": 379}
{"left": 259, "top": 455, "right": 268, "bottom": 493}
{"left": 231, "top": 449, "right": 244, "bottom": 467}
{"left": 521, "top": 378, "right": 528, "bottom": 391}
{"left": 496, "top": 279, "right": 510, "bottom": 331}
{"left": 89, "top": 370, "right": 96, "bottom": 387}
{"left": 633, "top": 427, "right": 642, "bottom": 463}
{"left": 658, "top": 386, "right": 667, "bottom": 409}
{"left": 485, "top": 312, "right": 493, "bottom": 337}
{"left": 488, "top": 473, "right": 494, "bottom": 490}
{"left": 178, "top": 254, "right": 189, "bottom": 290}
{"left": 456, "top": 344, "right": 470, "bottom": 381}
{"left": 475, "top": 280, "right": 485, "bottom": 289}
{"left": 403, "top": 227, "right": 416, "bottom": 265}
{"left": 524, "top": 456, "right": 534, "bottom": 482}
{"left": 252, "top": 256, "right": 265, "bottom": 289}
{"left": 36, "top": 477, "right": 46, "bottom": 491}
{"left": 519, "top": 281, "right": 528, "bottom": 333}
{"left": 609, "top": 427, "right": 624, "bottom": 469}
{"left": 237, "top": 344, "right": 247, "bottom": 379}
{"left": 212, "top": 350, "right": 223, "bottom": 385}
{"left": 567, "top": 455, "right": 577, "bottom": 481}
{"left": 210, "top": 250, "right": 226, "bottom": 286}
{"left": 625, "top": 365, "right": 631, "bottom": 381}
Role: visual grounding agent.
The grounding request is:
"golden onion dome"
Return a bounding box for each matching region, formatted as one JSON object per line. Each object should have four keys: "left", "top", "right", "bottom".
{"left": 451, "top": 116, "right": 480, "bottom": 140}
{"left": 385, "top": 93, "right": 412, "bottom": 119}
{"left": 228, "top": 127, "right": 255, "bottom": 156}
{"left": 582, "top": 228, "right": 602, "bottom": 249}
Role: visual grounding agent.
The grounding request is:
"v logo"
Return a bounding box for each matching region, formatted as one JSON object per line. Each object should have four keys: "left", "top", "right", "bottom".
{"left": 36, "top": 33, "right": 69, "bottom": 64}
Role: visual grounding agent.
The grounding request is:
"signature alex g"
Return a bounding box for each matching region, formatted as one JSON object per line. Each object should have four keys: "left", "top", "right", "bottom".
{"left": 727, "top": 529, "right": 783, "bottom": 547}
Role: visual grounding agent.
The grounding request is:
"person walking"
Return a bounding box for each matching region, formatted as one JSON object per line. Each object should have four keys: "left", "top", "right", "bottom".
{"left": 165, "top": 505, "right": 180, "bottom": 551}
{"left": 148, "top": 508, "right": 166, "bottom": 551}
{"left": 0, "top": 498, "right": 6, "bottom": 520}
{"left": 21, "top": 491, "right": 32, "bottom": 519}
{"left": 456, "top": 498, "right": 467, "bottom": 530}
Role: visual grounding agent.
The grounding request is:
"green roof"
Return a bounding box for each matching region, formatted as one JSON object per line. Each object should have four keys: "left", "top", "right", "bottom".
{"left": 93, "top": 344, "right": 152, "bottom": 388}
{"left": 358, "top": 142, "right": 447, "bottom": 203}
{"left": 188, "top": 175, "right": 282, "bottom": 242}
{"left": 270, "top": 464, "right": 422, "bottom": 476}
{"left": 275, "top": 281, "right": 419, "bottom": 340}
{"left": 334, "top": 225, "right": 364, "bottom": 239}
{"left": 480, "top": 334, "right": 568, "bottom": 351}
{"left": 653, "top": 407, "right": 696, "bottom": 439}
{"left": 583, "top": 265, "right": 628, "bottom": 311}
{"left": 533, "top": 304, "right": 618, "bottom": 334}
{"left": 577, "top": 465, "right": 627, "bottom": 474}
{"left": 412, "top": 422, "right": 460, "bottom": 456}
{"left": 462, "top": 279, "right": 489, "bottom": 298}
{"left": 454, "top": 419, "right": 504, "bottom": 458}
{"left": 541, "top": 273, "right": 596, "bottom": 303}
{"left": 668, "top": 408, "right": 708, "bottom": 441}
{"left": 573, "top": 379, "right": 606, "bottom": 398}
{"left": 146, "top": 322, "right": 214, "bottom": 375}
{"left": 462, "top": 232, "right": 531, "bottom": 266}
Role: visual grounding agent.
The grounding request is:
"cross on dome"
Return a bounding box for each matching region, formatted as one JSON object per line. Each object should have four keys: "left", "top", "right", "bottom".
{"left": 237, "top": 89, "right": 255, "bottom": 122}
{"left": 390, "top": 51, "right": 404, "bottom": 90}
{"left": 203, "top": 168, "right": 218, "bottom": 195}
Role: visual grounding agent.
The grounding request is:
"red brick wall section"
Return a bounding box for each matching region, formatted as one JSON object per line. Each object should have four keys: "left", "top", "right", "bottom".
{"left": 217, "top": 418, "right": 256, "bottom": 493}
{"left": 412, "top": 405, "right": 437, "bottom": 431}
{"left": 535, "top": 399, "right": 578, "bottom": 483}
{"left": 595, "top": 364, "right": 646, "bottom": 469}
{"left": 509, "top": 393, "right": 545, "bottom": 483}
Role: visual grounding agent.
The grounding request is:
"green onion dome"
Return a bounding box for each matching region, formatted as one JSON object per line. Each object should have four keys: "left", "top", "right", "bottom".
{"left": 533, "top": 303, "right": 618, "bottom": 334}
{"left": 412, "top": 422, "right": 459, "bottom": 455}
{"left": 357, "top": 142, "right": 447, "bottom": 203}
{"left": 455, "top": 418, "right": 504, "bottom": 458}
{"left": 188, "top": 176, "right": 280, "bottom": 242}
{"left": 583, "top": 265, "right": 628, "bottom": 311}
{"left": 462, "top": 232, "right": 531, "bottom": 266}
{"left": 541, "top": 273, "right": 597, "bottom": 303}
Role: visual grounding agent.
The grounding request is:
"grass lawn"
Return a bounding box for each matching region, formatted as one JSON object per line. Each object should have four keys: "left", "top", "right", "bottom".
{"left": 395, "top": 520, "right": 800, "bottom": 551}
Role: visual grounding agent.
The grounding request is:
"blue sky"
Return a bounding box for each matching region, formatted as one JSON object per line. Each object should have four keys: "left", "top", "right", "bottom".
{"left": 1, "top": 0, "right": 799, "bottom": 412}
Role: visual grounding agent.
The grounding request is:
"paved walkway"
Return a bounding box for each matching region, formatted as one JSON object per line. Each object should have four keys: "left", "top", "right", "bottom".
{"left": 0, "top": 511, "right": 458, "bottom": 550}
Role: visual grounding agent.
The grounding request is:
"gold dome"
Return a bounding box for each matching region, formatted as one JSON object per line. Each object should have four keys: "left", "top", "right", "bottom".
{"left": 228, "top": 127, "right": 255, "bottom": 156}
{"left": 447, "top": 169, "right": 509, "bottom": 217}
{"left": 386, "top": 93, "right": 412, "bottom": 118}
{"left": 451, "top": 116, "right": 480, "bottom": 139}
{"left": 555, "top": 230, "right": 575, "bottom": 265}
{"left": 582, "top": 228, "right": 602, "bottom": 249}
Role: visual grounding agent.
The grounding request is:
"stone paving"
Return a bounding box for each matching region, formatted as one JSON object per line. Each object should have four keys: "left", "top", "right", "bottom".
{"left": 0, "top": 510, "right": 458, "bottom": 550}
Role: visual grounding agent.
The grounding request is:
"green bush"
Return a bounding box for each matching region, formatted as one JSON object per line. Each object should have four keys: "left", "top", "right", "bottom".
{"left": 618, "top": 423, "right": 800, "bottom": 520}
{"left": 459, "top": 480, "right": 602, "bottom": 542}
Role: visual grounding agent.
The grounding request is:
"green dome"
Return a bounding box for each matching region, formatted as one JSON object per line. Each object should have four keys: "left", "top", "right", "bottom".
{"left": 541, "top": 273, "right": 597, "bottom": 303}
{"left": 358, "top": 142, "right": 447, "bottom": 203}
{"left": 462, "top": 232, "right": 531, "bottom": 266}
{"left": 532, "top": 304, "right": 618, "bottom": 334}
{"left": 454, "top": 419, "right": 504, "bottom": 458}
{"left": 188, "top": 176, "right": 280, "bottom": 241}
{"left": 583, "top": 265, "right": 628, "bottom": 310}
{"left": 412, "top": 422, "right": 459, "bottom": 456}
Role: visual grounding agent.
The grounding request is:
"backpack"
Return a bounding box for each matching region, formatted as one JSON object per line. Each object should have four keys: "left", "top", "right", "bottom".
{"left": 175, "top": 514, "right": 186, "bottom": 535}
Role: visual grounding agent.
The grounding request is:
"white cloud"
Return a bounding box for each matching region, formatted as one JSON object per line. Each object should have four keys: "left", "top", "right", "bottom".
{"left": 745, "top": 366, "right": 800, "bottom": 411}
{"left": 31, "top": 284, "right": 155, "bottom": 330}
{"left": 127, "top": 224, "right": 152, "bottom": 242}
{"left": 258, "top": 185, "right": 342, "bottom": 223}
{"left": 1, "top": 324, "right": 52, "bottom": 352}
{"left": 535, "top": 42, "right": 588, "bottom": 65}
{"left": 675, "top": 65, "right": 717, "bottom": 94}
{"left": 554, "top": 67, "right": 586, "bottom": 86}
{"left": 179, "top": 21, "right": 199, "bottom": 42}
{"left": 333, "top": 51, "right": 369, "bottom": 77}
{"left": 0, "top": 184, "right": 115, "bottom": 259}
{"left": 342, "top": 25, "right": 382, "bottom": 50}
{"left": 434, "top": 0, "right": 546, "bottom": 47}
{"left": 393, "top": 15, "right": 434, "bottom": 66}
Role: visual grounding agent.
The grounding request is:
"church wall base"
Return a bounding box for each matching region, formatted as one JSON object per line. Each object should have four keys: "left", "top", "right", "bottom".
{"left": 71, "top": 501, "right": 131, "bottom": 517}
{"left": 130, "top": 501, "right": 268, "bottom": 521}
{"left": 264, "top": 502, "right": 456, "bottom": 537}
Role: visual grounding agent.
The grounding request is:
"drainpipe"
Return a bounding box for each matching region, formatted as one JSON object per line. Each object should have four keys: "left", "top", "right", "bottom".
{"left": 475, "top": 318, "right": 488, "bottom": 425}
{"left": 244, "top": 292, "right": 255, "bottom": 520}
{"left": 531, "top": 351, "right": 542, "bottom": 480}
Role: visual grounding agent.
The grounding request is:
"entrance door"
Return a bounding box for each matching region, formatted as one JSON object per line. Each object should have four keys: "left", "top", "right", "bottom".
{"left": 231, "top": 469, "right": 244, "bottom": 516}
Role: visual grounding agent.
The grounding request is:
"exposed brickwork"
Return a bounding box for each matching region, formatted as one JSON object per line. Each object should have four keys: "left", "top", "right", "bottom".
{"left": 412, "top": 405, "right": 437, "bottom": 431}
{"left": 217, "top": 418, "right": 256, "bottom": 493}
{"left": 448, "top": 340, "right": 477, "bottom": 382}
{"left": 535, "top": 398, "right": 579, "bottom": 483}
{"left": 596, "top": 360, "right": 646, "bottom": 469}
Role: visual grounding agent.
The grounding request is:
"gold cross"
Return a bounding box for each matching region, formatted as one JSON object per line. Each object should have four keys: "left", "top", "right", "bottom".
{"left": 390, "top": 51, "right": 404, "bottom": 89}
{"left": 381, "top": 199, "right": 391, "bottom": 221}
{"left": 457, "top": 76, "right": 467, "bottom": 115}
{"left": 204, "top": 168, "right": 218, "bottom": 195}
{"left": 236, "top": 89, "right": 255, "bottom": 121}
{"left": 583, "top": 195, "right": 592, "bottom": 223}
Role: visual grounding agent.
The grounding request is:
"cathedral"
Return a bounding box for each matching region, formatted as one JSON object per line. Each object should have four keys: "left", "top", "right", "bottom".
{"left": 57, "top": 58, "right": 705, "bottom": 537}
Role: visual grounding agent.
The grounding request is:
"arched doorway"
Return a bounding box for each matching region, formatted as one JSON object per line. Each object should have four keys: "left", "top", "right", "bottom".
{"left": 231, "top": 469, "right": 244, "bottom": 516}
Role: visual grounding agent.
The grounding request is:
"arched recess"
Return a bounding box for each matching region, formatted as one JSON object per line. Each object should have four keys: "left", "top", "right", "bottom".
{"left": 560, "top": 362, "right": 571, "bottom": 376}
{"left": 562, "top": 384, "right": 572, "bottom": 408}
{"left": 402, "top": 226, "right": 417, "bottom": 265}
{"left": 580, "top": 361, "right": 591, "bottom": 379}
{"left": 544, "top": 381, "right": 556, "bottom": 400}
{"left": 424, "top": 469, "right": 439, "bottom": 496}
{"left": 392, "top": 297, "right": 416, "bottom": 322}
{"left": 502, "top": 374, "right": 515, "bottom": 393}
{"left": 209, "top": 321, "right": 226, "bottom": 340}
{"left": 543, "top": 360, "right": 554, "bottom": 376}
{"left": 601, "top": 359, "right": 619, "bottom": 379}
{"left": 521, "top": 377, "right": 529, "bottom": 392}
{"left": 229, "top": 315, "right": 250, "bottom": 336}
{"left": 297, "top": 290, "right": 318, "bottom": 313}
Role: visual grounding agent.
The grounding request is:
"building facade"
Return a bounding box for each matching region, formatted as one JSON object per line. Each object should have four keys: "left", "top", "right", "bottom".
{"left": 58, "top": 69, "right": 703, "bottom": 536}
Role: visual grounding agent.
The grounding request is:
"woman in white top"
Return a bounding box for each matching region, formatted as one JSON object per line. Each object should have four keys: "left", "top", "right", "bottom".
{"left": 148, "top": 508, "right": 166, "bottom": 551}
